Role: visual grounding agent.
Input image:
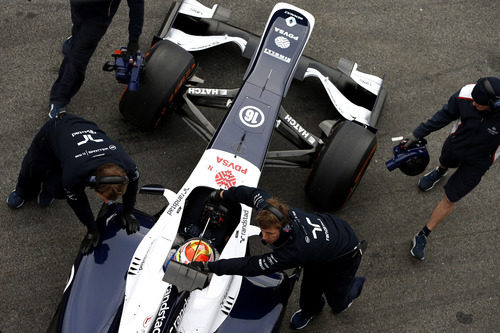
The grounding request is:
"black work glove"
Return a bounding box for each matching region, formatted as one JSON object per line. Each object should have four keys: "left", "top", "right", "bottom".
{"left": 121, "top": 211, "right": 140, "bottom": 235}
{"left": 402, "top": 133, "right": 420, "bottom": 149}
{"left": 208, "top": 189, "right": 223, "bottom": 203}
{"left": 126, "top": 41, "right": 139, "bottom": 60}
{"left": 80, "top": 229, "right": 101, "bottom": 255}
{"left": 189, "top": 261, "right": 210, "bottom": 273}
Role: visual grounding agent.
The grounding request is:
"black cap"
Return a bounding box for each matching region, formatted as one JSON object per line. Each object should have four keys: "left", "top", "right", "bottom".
{"left": 471, "top": 77, "right": 500, "bottom": 105}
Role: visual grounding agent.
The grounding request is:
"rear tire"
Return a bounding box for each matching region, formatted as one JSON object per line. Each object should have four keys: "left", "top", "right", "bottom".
{"left": 119, "top": 40, "right": 196, "bottom": 129}
{"left": 305, "top": 121, "right": 377, "bottom": 211}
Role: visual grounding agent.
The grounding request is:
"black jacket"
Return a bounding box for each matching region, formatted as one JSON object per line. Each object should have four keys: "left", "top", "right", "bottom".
{"left": 413, "top": 84, "right": 500, "bottom": 165}
{"left": 208, "top": 186, "right": 359, "bottom": 276}
{"left": 49, "top": 114, "right": 138, "bottom": 231}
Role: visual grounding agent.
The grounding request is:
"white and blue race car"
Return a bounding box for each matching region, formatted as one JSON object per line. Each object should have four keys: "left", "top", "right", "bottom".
{"left": 48, "top": 1, "right": 386, "bottom": 332}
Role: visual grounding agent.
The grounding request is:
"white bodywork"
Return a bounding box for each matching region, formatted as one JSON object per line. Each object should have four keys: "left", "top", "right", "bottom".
{"left": 118, "top": 149, "right": 262, "bottom": 333}
{"left": 166, "top": 2, "right": 384, "bottom": 127}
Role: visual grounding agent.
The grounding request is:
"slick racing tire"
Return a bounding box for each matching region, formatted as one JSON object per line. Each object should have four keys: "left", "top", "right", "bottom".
{"left": 119, "top": 40, "right": 196, "bottom": 129}
{"left": 305, "top": 120, "right": 377, "bottom": 211}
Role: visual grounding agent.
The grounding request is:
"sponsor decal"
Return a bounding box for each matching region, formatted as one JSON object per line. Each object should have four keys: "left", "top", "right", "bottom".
{"left": 216, "top": 157, "right": 248, "bottom": 174}
{"left": 169, "top": 297, "right": 189, "bottom": 333}
{"left": 71, "top": 129, "right": 98, "bottom": 138}
{"left": 283, "top": 114, "right": 310, "bottom": 139}
{"left": 152, "top": 285, "right": 173, "bottom": 333}
{"left": 187, "top": 87, "right": 228, "bottom": 96}
{"left": 317, "top": 219, "right": 330, "bottom": 242}
{"left": 166, "top": 188, "right": 189, "bottom": 215}
{"left": 274, "top": 36, "right": 290, "bottom": 49}
{"left": 264, "top": 48, "right": 291, "bottom": 63}
{"left": 284, "top": 11, "right": 304, "bottom": 21}
{"left": 487, "top": 126, "right": 498, "bottom": 135}
{"left": 215, "top": 170, "right": 236, "bottom": 189}
{"left": 274, "top": 27, "right": 299, "bottom": 40}
{"left": 285, "top": 16, "right": 297, "bottom": 27}
{"left": 240, "top": 210, "right": 249, "bottom": 243}
{"left": 239, "top": 105, "right": 265, "bottom": 128}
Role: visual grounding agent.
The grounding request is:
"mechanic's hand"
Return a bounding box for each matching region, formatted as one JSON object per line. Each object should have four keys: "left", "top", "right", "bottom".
{"left": 208, "top": 189, "right": 223, "bottom": 203}
{"left": 402, "top": 133, "right": 420, "bottom": 149}
{"left": 121, "top": 212, "right": 140, "bottom": 235}
{"left": 80, "top": 229, "right": 100, "bottom": 255}
{"left": 126, "top": 41, "right": 139, "bottom": 60}
{"left": 189, "top": 261, "right": 210, "bottom": 273}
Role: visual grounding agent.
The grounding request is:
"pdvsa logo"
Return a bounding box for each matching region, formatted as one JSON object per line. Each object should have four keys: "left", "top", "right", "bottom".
{"left": 215, "top": 170, "right": 237, "bottom": 189}
{"left": 239, "top": 106, "right": 265, "bottom": 128}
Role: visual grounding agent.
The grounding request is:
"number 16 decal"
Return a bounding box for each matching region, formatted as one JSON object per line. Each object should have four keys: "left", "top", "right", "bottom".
{"left": 239, "top": 106, "right": 265, "bottom": 128}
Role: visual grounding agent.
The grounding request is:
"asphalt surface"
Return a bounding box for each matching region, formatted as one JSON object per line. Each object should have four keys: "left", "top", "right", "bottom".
{"left": 1, "top": 0, "right": 499, "bottom": 332}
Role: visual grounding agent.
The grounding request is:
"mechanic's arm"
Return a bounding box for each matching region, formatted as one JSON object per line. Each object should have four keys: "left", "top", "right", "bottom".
{"left": 207, "top": 249, "right": 297, "bottom": 277}
{"left": 127, "top": 0, "right": 144, "bottom": 46}
{"left": 413, "top": 91, "right": 461, "bottom": 138}
{"left": 122, "top": 169, "right": 139, "bottom": 213}
{"left": 65, "top": 187, "right": 97, "bottom": 231}
{"left": 221, "top": 185, "right": 272, "bottom": 210}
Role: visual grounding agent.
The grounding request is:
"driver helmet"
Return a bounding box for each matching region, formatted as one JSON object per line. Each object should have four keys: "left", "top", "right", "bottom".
{"left": 174, "top": 238, "right": 215, "bottom": 264}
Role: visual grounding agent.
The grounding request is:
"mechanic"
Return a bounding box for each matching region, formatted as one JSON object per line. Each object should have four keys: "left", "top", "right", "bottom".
{"left": 48, "top": 0, "right": 144, "bottom": 119}
{"left": 6, "top": 113, "right": 140, "bottom": 254}
{"left": 404, "top": 77, "right": 500, "bottom": 261}
{"left": 190, "top": 185, "right": 366, "bottom": 330}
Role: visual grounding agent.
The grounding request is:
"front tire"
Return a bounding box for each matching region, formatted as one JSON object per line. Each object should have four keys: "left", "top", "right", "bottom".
{"left": 119, "top": 40, "right": 196, "bottom": 129}
{"left": 305, "top": 121, "right": 377, "bottom": 211}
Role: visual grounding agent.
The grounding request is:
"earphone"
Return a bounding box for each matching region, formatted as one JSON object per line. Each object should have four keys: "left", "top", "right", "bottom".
{"left": 89, "top": 175, "right": 129, "bottom": 187}
{"left": 482, "top": 78, "right": 500, "bottom": 112}
{"left": 261, "top": 203, "right": 293, "bottom": 247}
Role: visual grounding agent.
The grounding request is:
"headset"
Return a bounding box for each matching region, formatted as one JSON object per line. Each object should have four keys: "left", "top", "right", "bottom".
{"left": 261, "top": 203, "right": 293, "bottom": 248}
{"left": 89, "top": 175, "right": 129, "bottom": 188}
{"left": 482, "top": 78, "right": 500, "bottom": 112}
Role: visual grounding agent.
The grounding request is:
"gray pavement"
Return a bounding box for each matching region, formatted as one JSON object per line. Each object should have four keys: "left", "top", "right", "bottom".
{"left": 1, "top": 0, "right": 499, "bottom": 332}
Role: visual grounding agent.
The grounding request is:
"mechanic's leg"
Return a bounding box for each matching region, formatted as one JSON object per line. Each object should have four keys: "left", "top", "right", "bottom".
{"left": 298, "top": 265, "right": 327, "bottom": 315}
{"left": 412, "top": 162, "right": 489, "bottom": 259}
{"left": 427, "top": 161, "right": 488, "bottom": 231}
{"left": 49, "top": 14, "right": 111, "bottom": 106}
{"left": 425, "top": 195, "right": 456, "bottom": 231}
{"left": 324, "top": 256, "right": 362, "bottom": 314}
{"left": 15, "top": 121, "right": 58, "bottom": 199}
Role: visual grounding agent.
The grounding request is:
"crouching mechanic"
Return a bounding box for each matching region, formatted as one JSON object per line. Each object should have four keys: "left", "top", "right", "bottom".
{"left": 190, "top": 185, "right": 366, "bottom": 330}
{"left": 404, "top": 77, "right": 500, "bottom": 260}
{"left": 7, "top": 113, "right": 140, "bottom": 254}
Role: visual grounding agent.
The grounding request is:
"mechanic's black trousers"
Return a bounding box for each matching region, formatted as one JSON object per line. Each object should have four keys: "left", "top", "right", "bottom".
{"left": 299, "top": 254, "right": 362, "bottom": 314}
{"left": 15, "top": 120, "right": 64, "bottom": 199}
{"left": 49, "top": 1, "right": 119, "bottom": 106}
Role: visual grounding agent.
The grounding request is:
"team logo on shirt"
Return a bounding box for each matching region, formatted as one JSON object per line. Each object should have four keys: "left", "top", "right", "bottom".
{"left": 305, "top": 217, "right": 322, "bottom": 239}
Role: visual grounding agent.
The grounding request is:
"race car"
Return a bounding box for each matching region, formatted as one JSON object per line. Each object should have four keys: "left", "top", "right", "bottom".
{"left": 104, "top": 0, "right": 387, "bottom": 211}
{"left": 48, "top": 1, "right": 386, "bottom": 332}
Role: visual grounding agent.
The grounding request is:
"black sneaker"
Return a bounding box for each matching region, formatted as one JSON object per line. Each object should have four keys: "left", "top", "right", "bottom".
{"left": 418, "top": 167, "right": 447, "bottom": 191}
{"left": 290, "top": 309, "right": 314, "bottom": 330}
{"left": 48, "top": 103, "right": 66, "bottom": 119}
{"left": 410, "top": 233, "right": 427, "bottom": 260}
{"left": 290, "top": 297, "right": 324, "bottom": 330}
{"left": 7, "top": 190, "right": 25, "bottom": 209}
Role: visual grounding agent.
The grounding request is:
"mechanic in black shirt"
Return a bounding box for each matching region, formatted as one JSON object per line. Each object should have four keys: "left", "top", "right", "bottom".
{"left": 7, "top": 113, "right": 140, "bottom": 254}
{"left": 48, "top": 0, "right": 144, "bottom": 118}
{"left": 192, "top": 185, "right": 366, "bottom": 330}
{"left": 405, "top": 77, "right": 500, "bottom": 261}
